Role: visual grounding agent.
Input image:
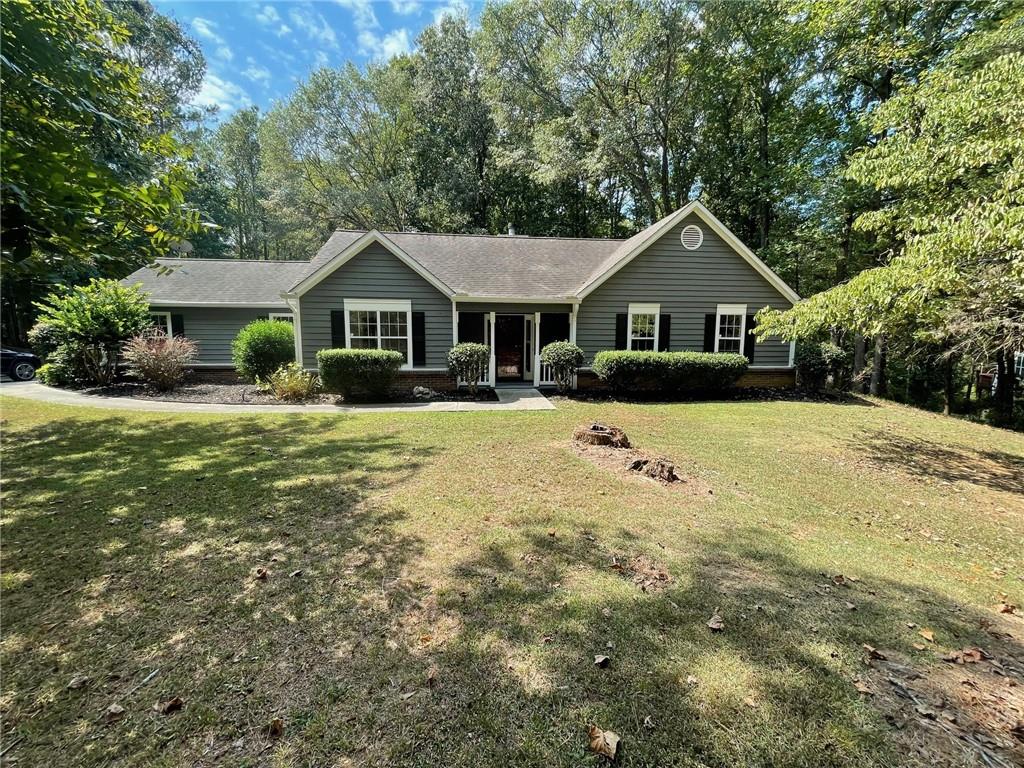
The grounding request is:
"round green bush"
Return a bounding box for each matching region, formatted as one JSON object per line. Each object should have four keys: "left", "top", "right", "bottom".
{"left": 591, "top": 350, "right": 748, "bottom": 395}
{"left": 232, "top": 320, "right": 296, "bottom": 382}
{"left": 796, "top": 340, "right": 851, "bottom": 391}
{"left": 447, "top": 342, "right": 490, "bottom": 394}
{"left": 540, "top": 341, "right": 584, "bottom": 393}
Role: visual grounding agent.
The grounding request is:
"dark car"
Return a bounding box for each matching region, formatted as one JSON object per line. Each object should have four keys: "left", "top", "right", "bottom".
{"left": 1, "top": 347, "right": 42, "bottom": 381}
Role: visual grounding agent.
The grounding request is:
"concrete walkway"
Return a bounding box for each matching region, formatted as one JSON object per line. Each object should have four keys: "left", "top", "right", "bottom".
{"left": 0, "top": 380, "right": 556, "bottom": 414}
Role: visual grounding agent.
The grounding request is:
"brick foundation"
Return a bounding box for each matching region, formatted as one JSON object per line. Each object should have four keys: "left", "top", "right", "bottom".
{"left": 190, "top": 367, "right": 243, "bottom": 384}
{"left": 395, "top": 371, "right": 457, "bottom": 392}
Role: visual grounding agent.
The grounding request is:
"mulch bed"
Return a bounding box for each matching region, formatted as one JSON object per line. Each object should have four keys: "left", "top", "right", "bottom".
{"left": 79, "top": 382, "right": 498, "bottom": 406}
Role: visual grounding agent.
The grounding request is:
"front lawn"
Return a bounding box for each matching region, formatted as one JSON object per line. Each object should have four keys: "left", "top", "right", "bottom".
{"left": 1, "top": 394, "right": 1022, "bottom": 767}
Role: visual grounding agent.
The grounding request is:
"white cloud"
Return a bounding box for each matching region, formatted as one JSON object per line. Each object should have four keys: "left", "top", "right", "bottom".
{"left": 432, "top": 0, "right": 468, "bottom": 25}
{"left": 313, "top": 50, "right": 330, "bottom": 68}
{"left": 193, "top": 73, "right": 251, "bottom": 114}
{"left": 390, "top": 0, "right": 421, "bottom": 15}
{"left": 216, "top": 45, "right": 234, "bottom": 62}
{"left": 358, "top": 28, "right": 411, "bottom": 61}
{"left": 276, "top": 23, "right": 292, "bottom": 37}
{"left": 191, "top": 18, "right": 233, "bottom": 61}
{"left": 242, "top": 58, "right": 271, "bottom": 85}
{"left": 289, "top": 5, "right": 339, "bottom": 49}
{"left": 254, "top": 5, "right": 281, "bottom": 25}
{"left": 333, "top": 0, "right": 378, "bottom": 31}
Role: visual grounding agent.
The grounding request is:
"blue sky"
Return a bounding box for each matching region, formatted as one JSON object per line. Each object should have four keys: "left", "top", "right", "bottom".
{"left": 153, "top": 0, "right": 481, "bottom": 117}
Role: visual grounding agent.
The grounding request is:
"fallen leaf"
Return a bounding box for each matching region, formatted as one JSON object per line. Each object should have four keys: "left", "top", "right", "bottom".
{"left": 102, "top": 703, "right": 125, "bottom": 724}
{"left": 918, "top": 628, "right": 935, "bottom": 643}
{"left": 426, "top": 664, "right": 439, "bottom": 688}
{"left": 154, "top": 696, "right": 183, "bottom": 715}
{"left": 67, "top": 675, "right": 90, "bottom": 690}
{"left": 594, "top": 655, "right": 610, "bottom": 668}
{"left": 1010, "top": 720, "right": 1024, "bottom": 743}
{"left": 943, "top": 647, "right": 990, "bottom": 664}
{"left": 854, "top": 679, "right": 874, "bottom": 695}
{"left": 547, "top": 528, "right": 556, "bottom": 538}
{"left": 400, "top": 690, "right": 418, "bottom": 701}
{"left": 862, "top": 644, "right": 887, "bottom": 661}
{"left": 743, "top": 696, "right": 758, "bottom": 708}
{"left": 832, "top": 574, "right": 847, "bottom": 586}
{"left": 915, "top": 705, "right": 937, "bottom": 720}
{"left": 997, "top": 602, "right": 1018, "bottom": 615}
{"left": 845, "top": 602, "right": 857, "bottom": 611}
{"left": 706, "top": 609, "right": 724, "bottom": 632}
{"left": 289, "top": 569, "right": 303, "bottom": 578}
{"left": 642, "top": 715, "right": 655, "bottom": 729}
{"left": 587, "top": 724, "right": 620, "bottom": 761}
{"left": 265, "top": 718, "right": 284, "bottom": 738}
{"left": 254, "top": 567, "right": 269, "bottom": 581}
{"left": 686, "top": 675, "right": 698, "bottom": 685}
{"left": 913, "top": 643, "right": 927, "bottom": 651}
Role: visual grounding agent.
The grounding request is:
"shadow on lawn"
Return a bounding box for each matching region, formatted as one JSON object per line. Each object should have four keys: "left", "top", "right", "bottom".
{"left": 2, "top": 414, "right": 1022, "bottom": 767}
{"left": 849, "top": 428, "right": 1024, "bottom": 494}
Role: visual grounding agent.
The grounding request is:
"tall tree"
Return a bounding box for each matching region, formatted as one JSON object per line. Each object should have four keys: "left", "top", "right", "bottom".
{"left": 216, "top": 107, "right": 268, "bottom": 260}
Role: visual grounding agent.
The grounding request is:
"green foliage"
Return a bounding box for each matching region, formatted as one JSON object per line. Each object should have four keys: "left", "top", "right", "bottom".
{"left": 0, "top": 0, "right": 199, "bottom": 283}
{"left": 33, "top": 279, "right": 151, "bottom": 385}
{"left": 795, "top": 341, "right": 851, "bottom": 392}
{"left": 26, "top": 321, "right": 61, "bottom": 360}
{"left": 261, "top": 362, "right": 320, "bottom": 402}
{"left": 540, "top": 341, "right": 584, "bottom": 393}
{"left": 35, "top": 345, "right": 85, "bottom": 388}
{"left": 231, "top": 320, "right": 296, "bottom": 383}
{"left": 317, "top": 348, "right": 403, "bottom": 401}
{"left": 122, "top": 330, "right": 198, "bottom": 391}
{"left": 447, "top": 343, "right": 490, "bottom": 394}
{"left": 592, "top": 351, "right": 749, "bottom": 395}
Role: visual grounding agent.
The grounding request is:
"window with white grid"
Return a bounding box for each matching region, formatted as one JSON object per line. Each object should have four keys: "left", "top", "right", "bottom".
{"left": 343, "top": 300, "right": 412, "bottom": 366}
{"left": 628, "top": 304, "right": 659, "bottom": 351}
{"left": 715, "top": 304, "right": 746, "bottom": 354}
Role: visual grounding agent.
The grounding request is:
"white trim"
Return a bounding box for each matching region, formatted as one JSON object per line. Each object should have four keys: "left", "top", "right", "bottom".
{"left": 150, "top": 301, "right": 288, "bottom": 308}
{"left": 149, "top": 311, "right": 172, "bottom": 335}
{"left": 488, "top": 312, "right": 496, "bottom": 387}
{"left": 282, "top": 295, "right": 302, "bottom": 365}
{"left": 453, "top": 295, "right": 580, "bottom": 305}
{"left": 342, "top": 298, "right": 414, "bottom": 370}
{"left": 451, "top": 301, "right": 458, "bottom": 346}
{"left": 576, "top": 200, "right": 801, "bottom": 304}
{"left": 290, "top": 231, "right": 454, "bottom": 298}
{"left": 680, "top": 224, "right": 703, "bottom": 250}
{"left": 714, "top": 304, "right": 746, "bottom": 354}
{"left": 627, "top": 303, "right": 660, "bottom": 352}
{"left": 788, "top": 341, "right": 796, "bottom": 368}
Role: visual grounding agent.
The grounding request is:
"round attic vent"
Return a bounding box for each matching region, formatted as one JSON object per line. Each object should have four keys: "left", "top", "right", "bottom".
{"left": 680, "top": 224, "right": 703, "bottom": 250}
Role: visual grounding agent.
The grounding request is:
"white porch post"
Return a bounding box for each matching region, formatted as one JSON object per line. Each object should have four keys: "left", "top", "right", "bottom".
{"left": 570, "top": 306, "right": 578, "bottom": 389}
{"left": 451, "top": 301, "right": 458, "bottom": 346}
{"left": 533, "top": 311, "right": 541, "bottom": 386}
{"left": 488, "top": 311, "right": 496, "bottom": 387}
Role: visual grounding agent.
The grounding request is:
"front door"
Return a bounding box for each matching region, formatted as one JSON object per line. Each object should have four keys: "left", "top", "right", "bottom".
{"left": 495, "top": 314, "right": 525, "bottom": 381}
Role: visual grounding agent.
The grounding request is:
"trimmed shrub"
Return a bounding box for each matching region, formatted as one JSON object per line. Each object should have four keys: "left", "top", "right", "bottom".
{"left": 262, "top": 362, "right": 319, "bottom": 402}
{"left": 27, "top": 321, "right": 61, "bottom": 360}
{"left": 33, "top": 279, "right": 151, "bottom": 385}
{"left": 123, "top": 330, "right": 198, "bottom": 391}
{"left": 796, "top": 341, "right": 851, "bottom": 392}
{"left": 318, "top": 348, "right": 403, "bottom": 401}
{"left": 591, "top": 350, "right": 748, "bottom": 394}
{"left": 540, "top": 341, "right": 584, "bottom": 393}
{"left": 232, "top": 320, "right": 295, "bottom": 382}
{"left": 448, "top": 342, "right": 490, "bottom": 394}
{"left": 36, "top": 344, "right": 87, "bottom": 387}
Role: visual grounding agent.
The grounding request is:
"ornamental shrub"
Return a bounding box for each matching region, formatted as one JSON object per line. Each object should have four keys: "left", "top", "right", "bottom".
{"left": 796, "top": 341, "right": 851, "bottom": 392}
{"left": 317, "top": 348, "right": 403, "bottom": 401}
{"left": 261, "top": 362, "right": 320, "bottom": 402}
{"left": 591, "top": 351, "right": 748, "bottom": 395}
{"left": 447, "top": 342, "right": 490, "bottom": 394}
{"left": 123, "top": 329, "right": 198, "bottom": 391}
{"left": 540, "top": 341, "right": 584, "bottom": 393}
{"left": 33, "top": 279, "right": 151, "bottom": 385}
{"left": 231, "top": 319, "right": 295, "bottom": 382}
{"left": 27, "top": 321, "right": 61, "bottom": 360}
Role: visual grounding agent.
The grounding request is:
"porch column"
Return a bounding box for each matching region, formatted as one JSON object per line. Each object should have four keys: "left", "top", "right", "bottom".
{"left": 533, "top": 311, "right": 541, "bottom": 386}
{"left": 488, "top": 311, "right": 496, "bottom": 387}
{"left": 451, "top": 301, "right": 458, "bottom": 346}
{"left": 570, "top": 306, "right": 578, "bottom": 389}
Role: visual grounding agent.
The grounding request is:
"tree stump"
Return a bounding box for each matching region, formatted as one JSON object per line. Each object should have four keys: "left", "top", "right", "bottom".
{"left": 573, "top": 423, "right": 631, "bottom": 448}
{"left": 628, "top": 457, "right": 680, "bottom": 482}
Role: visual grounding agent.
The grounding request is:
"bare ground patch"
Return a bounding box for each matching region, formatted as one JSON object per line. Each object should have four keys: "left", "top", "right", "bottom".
{"left": 572, "top": 441, "right": 713, "bottom": 496}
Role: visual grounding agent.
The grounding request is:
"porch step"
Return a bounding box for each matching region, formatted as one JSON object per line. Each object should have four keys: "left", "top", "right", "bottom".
{"left": 493, "top": 387, "right": 556, "bottom": 410}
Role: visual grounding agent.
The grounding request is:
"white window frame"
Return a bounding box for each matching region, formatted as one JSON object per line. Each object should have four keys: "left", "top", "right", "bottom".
{"left": 342, "top": 299, "right": 413, "bottom": 370}
{"left": 1015, "top": 352, "right": 1024, "bottom": 379}
{"left": 627, "top": 303, "right": 660, "bottom": 352}
{"left": 715, "top": 304, "right": 746, "bottom": 354}
{"left": 268, "top": 312, "right": 294, "bottom": 323}
{"left": 149, "top": 311, "right": 172, "bottom": 336}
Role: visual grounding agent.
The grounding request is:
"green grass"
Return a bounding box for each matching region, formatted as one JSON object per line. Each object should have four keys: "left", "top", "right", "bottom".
{"left": 1, "top": 394, "right": 1022, "bottom": 767}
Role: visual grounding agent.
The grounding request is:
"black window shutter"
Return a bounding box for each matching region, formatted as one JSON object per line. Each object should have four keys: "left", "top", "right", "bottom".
{"left": 658, "top": 314, "right": 671, "bottom": 352}
{"left": 703, "top": 314, "right": 716, "bottom": 352}
{"left": 170, "top": 314, "right": 185, "bottom": 337}
{"left": 256, "top": 314, "right": 268, "bottom": 321}
{"left": 615, "top": 313, "right": 627, "bottom": 350}
{"left": 330, "top": 310, "right": 346, "bottom": 348}
{"left": 412, "top": 311, "right": 426, "bottom": 366}
{"left": 744, "top": 315, "right": 757, "bottom": 363}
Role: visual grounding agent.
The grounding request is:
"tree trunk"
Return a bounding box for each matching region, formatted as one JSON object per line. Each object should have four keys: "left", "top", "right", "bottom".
{"left": 943, "top": 354, "right": 955, "bottom": 415}
{"left": 869, "top": 335, "right": 886, "bottom": 396}
{"left": 853, "top": 334, "right": 867, "bottom": 393}
{"left": 964, "top": 369, "right": 975, "bottom": 413}
{"left": 993, "top": 349, "right": 1015, "bottom": 426}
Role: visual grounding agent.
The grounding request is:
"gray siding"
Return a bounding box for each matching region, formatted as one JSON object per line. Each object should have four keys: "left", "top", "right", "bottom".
{"left": 151, "top": 306, "right": 287, "bottom": 365}
{"left": 576, "top": 214, "right": 794, "bottom": 366}
{"left": 299, "top": 243, "right": 452, "bottom": 368}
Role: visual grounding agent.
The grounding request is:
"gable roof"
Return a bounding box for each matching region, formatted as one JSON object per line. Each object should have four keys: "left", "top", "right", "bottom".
{"left": 292, "top": 229, "right": 624, "bottom": 300}
{"left": 122, "top": 202, "right": 799, "bottom": 307}
{"left": 123, "top": 259, "right": 310, "bottom": 307}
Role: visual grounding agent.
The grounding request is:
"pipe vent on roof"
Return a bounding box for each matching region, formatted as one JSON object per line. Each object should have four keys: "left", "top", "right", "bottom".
{"left": 680, "top": 224, "right": 703, "bottom": 250}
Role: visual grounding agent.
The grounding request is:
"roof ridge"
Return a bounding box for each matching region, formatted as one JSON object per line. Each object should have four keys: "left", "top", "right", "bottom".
{"left": 333, "top": 229, "right": 627, "bottom": 243}
{"left": 155, "top": 258, "right": 311, "bottom": 264}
